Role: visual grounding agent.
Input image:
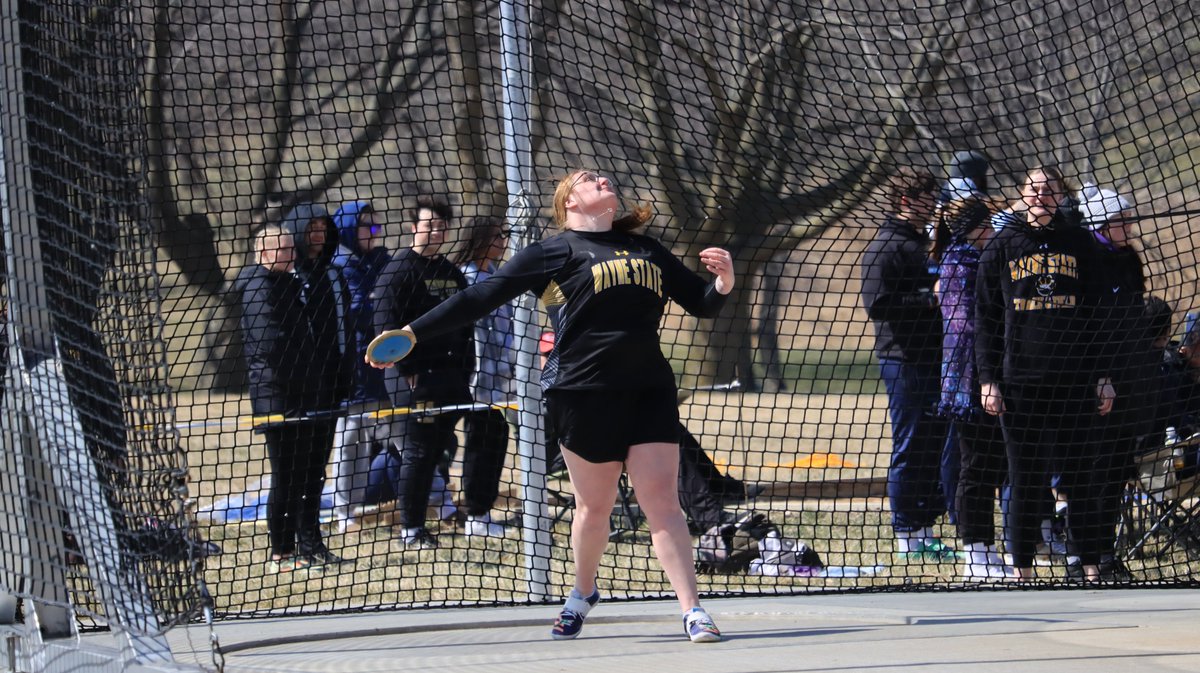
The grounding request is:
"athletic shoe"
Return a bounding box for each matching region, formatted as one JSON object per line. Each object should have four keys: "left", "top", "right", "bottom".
{"left": 464, "top": 514, "right": 507, "bottom": 538}
{"left": 683, "top": 607, "right": 722, "bottom": 643}
{"left": 960, "top": 562, "right": 1016, "bottom": 582}
{"left": 551, "top": 588, "right": 600, "bottom": 640}
{"left": 267, "top": 555, "right": 316, "bottom": 573}
{"left": 1034, "top": 540, "right": 1070, "bottom": 566}
{"left": 899, "top": 538, "right": 963, "bottom": 562}
{"left": 303, "top": 545, "right": 351, "bottom": 567}
{"left": 1065, "top": 558, "right": 1086, "bottom": 581}
{"left": 398, "top": 527, "right": 438, "bottom": 550}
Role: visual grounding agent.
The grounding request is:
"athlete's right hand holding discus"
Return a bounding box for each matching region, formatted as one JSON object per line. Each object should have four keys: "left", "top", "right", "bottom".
{"left": 365, "top": 326, "right": 417, "bottom": 369}
{"left": 699, "top": 247, "right": 736, "bottom": 294}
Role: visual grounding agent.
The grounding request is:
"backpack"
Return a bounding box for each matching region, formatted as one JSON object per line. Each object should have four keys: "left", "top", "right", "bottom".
{"left": 695, "top": 512, "right": 777, "bottom": 574}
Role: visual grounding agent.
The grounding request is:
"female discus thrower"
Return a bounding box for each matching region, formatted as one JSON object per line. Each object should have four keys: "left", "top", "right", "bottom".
{"left": 366, "top": 171, "right": 734, "bottom": 643}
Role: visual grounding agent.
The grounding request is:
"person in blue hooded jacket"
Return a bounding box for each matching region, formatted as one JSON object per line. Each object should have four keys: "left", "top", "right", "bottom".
{"left": 328, "top": 200, "right": 392, "bottom": 532}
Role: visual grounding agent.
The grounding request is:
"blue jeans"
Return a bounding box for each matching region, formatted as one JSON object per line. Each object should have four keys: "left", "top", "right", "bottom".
{"left": 878, "top": 358, "right": 948, "bottom": 533}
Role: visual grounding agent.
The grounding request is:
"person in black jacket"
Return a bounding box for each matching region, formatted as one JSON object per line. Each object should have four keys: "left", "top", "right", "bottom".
{"left": 860, "top": 167, "right": 954, "bottom": 562}
{"left": 974, "top": 166, "right": 1115, "bottom": 581}
{"left": 369, "top": 194, "right": 474, "bottom": 550}
{"left": 1062, "top": 185, "right": 1146, "bottom": 581}
{"left": 280, "top": 204, "right": 355, "bottom": 565}
{"left": 238, "top": 225, "right": 327, "bottom": 573}
{"left": 368, "top": 170, "right": 734, "bottom": 643}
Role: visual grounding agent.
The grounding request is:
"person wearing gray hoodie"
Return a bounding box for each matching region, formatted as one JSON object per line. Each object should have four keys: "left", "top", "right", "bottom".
{"left": 328, "top": 201, "right": 391, "bottom": 532}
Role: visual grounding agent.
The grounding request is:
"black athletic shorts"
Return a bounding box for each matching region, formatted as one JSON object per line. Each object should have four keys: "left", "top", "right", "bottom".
{"left": 544, "top": 387, "right": 680, "bottom": 464}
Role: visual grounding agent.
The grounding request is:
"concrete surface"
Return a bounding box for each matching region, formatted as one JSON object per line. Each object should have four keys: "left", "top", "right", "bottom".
{"left": 154, "top": 588, "right": 1200, "bottom": 673}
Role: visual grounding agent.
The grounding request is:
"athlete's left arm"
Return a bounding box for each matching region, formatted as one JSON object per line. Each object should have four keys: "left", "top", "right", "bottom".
{"left": 408, "top": 241, "right": 557, "bottom": 341}
{"left": 656, "top": 241, "right": 734, "bottom": 319}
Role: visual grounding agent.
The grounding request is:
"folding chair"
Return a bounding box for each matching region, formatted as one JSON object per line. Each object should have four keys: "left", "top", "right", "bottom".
{"left": 1117, "top": 439, "right": 1200, "bottom": 561}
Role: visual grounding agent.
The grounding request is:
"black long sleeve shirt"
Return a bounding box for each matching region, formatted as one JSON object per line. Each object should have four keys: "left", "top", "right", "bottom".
{"left": 371, "top": 249, "right": 473, "bottom": 404}
{"left": 410, "top": 229, "right": 727, "bottom": 391}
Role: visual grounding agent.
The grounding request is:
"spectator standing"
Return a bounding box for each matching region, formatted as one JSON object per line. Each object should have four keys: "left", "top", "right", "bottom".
{"left": 934, "top": 150, "right": 992, "bottom": 518}
{"left": 238, "top": 226, "right": 320, "bottom": 572}
{"left": 281, "top": 204, "right": 353, "bottom": 566}
{"left": 932, "top": 194, "right": 1012, "bottom": 580}
{"left": 974, "top": 166, "right": 1114, "bottom": 581}
{"left": 1067, "top": 185, "right": 1145, "bottom": 580}
{"left": 329, "top": 201, "right": 391, "bottom": 532}
{"left": 456, "top": 216, "right": 516, "bottom": 538}
{"left": 860, "top": 167, "right": 954, "bottom": 562}
{"left": 370, "top": 194, "right": 474, "bottom": 549}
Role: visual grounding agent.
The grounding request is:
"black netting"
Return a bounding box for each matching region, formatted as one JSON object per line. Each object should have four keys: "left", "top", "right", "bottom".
{"left": 5, "top": 0, "right": 1200, "bottom": 636}
{"left": 2, "top": 0, "right": 208, "bottom": 642}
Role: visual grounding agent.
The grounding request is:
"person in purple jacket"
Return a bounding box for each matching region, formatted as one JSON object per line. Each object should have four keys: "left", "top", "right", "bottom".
{"left": 932, "top": 194, "right": 1011, "bottom": 580}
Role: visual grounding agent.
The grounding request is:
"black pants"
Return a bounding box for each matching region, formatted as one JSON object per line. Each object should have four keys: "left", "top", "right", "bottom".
{"left": 954, "top": 414, "right": 1007, "bottom": 546}
{"left": 394, "top": 411, "right": 463, "bottom": 528}
{"left": 459, "top": 409, "right": 511, "bottom": 516}
{"left": 263, "top": 419, "right": 336, "bottom": 556}
{"left": 1001, "top": 383, "right": 1094, "bottom": 567}
{"left": 1058, "top": 422, "right": 1136, "bottom": 566}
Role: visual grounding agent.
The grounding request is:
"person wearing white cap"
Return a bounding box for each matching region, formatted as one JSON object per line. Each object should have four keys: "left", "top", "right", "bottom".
{"left": 1071, "top": 183, "right": 1144, "bottom": 582}
{"left": 1078, "top": 184, "right": 1135, "bottom": 237}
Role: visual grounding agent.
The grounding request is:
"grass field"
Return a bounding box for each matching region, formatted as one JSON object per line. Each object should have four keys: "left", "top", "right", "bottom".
{"left": 175, "top": 383, "right": 1200, "bottom": 619}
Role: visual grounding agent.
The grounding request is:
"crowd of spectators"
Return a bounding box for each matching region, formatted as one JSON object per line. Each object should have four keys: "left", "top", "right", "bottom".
{"left": 861, "top": 153, "right": 1200, "bottom": 583}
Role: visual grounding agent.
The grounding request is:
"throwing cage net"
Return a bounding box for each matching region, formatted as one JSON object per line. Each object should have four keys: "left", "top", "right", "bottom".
{"left": 1, "top": 0, "right": 211, "bottom": 669}
{"left": 2, "top": 0, "right": 1198, "bottom": 660}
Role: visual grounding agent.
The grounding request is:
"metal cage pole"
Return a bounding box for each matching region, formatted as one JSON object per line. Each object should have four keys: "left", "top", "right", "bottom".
{"left": 499, "top": 0, "right": 553, "bottom": 602}
{"left": 0, "top": 3, "right": 173, "bottom": 665}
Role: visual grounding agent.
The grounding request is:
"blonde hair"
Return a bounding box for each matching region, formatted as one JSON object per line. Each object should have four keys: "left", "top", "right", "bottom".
{"left": 254, "top": 224, "right": 286, "bottom": 249}
{"left": 552, "top": 171, "right": 652, "bottom": 233}
{"left": 253, "top": 224, "right": 291, "bottom": 264}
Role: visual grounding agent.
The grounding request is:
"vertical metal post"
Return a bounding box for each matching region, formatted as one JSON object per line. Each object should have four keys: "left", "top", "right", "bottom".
{"left": 499, "top": 0, "right": 552, "bottom": 601}
{"left": 0, "top": 2, "right": 172, "bottom": 664}
{"left": 0, "top": 0, "right": 73, "bottom": 641}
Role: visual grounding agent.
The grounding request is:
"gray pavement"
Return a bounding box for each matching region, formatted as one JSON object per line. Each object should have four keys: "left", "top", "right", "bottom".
{"left": 158, "top": 588, "right": 1200, "bottom": 673}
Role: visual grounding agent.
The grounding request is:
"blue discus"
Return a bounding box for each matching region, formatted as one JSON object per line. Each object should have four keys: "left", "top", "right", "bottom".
{"left": 366, "top": 328, "right": 417, "bottom": 364}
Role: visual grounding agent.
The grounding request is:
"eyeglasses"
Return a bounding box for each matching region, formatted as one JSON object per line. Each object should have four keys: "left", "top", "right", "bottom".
{"left": 574, "top": 171, "right": 607, "bottom": 186}
{"left": 369, "top": 225, "right": 382, "bottom": 235}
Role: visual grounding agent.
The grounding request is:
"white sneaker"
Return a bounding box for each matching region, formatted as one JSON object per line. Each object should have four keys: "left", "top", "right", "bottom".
{"left": 464, "top": 514, "right": 507, "bottom": 538}
{"left": 960, "top": 562, "right": 1015, "bottom": 582}
{"left": 683, "top": 607, "right": 722, "bottom": 643}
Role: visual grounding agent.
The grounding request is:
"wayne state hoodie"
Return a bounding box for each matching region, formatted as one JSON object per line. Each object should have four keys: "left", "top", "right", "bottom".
{"left": 973, "top": 208, "right": 1108, "bottom": 387}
